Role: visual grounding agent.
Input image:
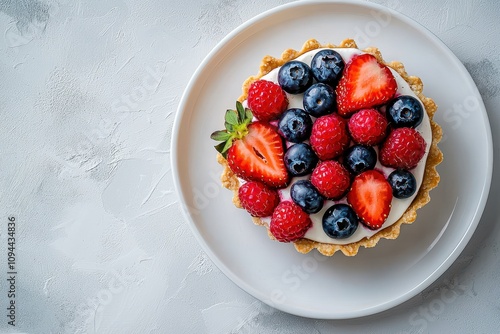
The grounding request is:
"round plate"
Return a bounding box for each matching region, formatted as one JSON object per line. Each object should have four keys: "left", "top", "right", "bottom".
{"left": 171, "top": 0, "right": 492, "bottom": 319}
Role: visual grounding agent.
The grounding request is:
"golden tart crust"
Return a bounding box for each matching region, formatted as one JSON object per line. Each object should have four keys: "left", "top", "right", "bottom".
{"left": 217, "top": 38, "right": 443, "bottom": 256}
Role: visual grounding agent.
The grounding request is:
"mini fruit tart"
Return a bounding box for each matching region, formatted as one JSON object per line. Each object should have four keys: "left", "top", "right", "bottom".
{"left": 211, "top": 38, "right": 443, "bottom": 256}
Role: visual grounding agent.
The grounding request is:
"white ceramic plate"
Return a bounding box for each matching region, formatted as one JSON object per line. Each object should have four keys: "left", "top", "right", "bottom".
{"left": 171, "top": 0, "right": 492, "bottom": 319}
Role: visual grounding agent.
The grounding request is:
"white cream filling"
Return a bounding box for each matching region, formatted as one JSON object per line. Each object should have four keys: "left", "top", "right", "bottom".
{"left": 242, "top": 48, "right": 432, "bottom": 245}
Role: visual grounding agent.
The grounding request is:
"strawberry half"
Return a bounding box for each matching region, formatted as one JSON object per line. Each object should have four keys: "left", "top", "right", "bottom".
{"left": 336, "top": 53, "right": 397, "bottom": 117}
{"left": 347, "top": 170, "right": 392, "bottom": 229}
{"left": 211, "top": 102, "right": 289, "bottom": 188}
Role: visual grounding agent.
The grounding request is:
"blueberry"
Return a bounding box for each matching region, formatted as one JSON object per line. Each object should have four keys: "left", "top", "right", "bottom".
{"left": 386, "top": 95, "right": 424, "bottom": 128}
{"left": 388, "top": 169, "right": 417, "bottom": 198}
{"left": 291, "top": 180, "right": 324, "bottom": 214}
{"left": 284, "top": 143, "right": 318, "bottom": 176}
{"left": 322, "top": 204, "right": 358, "bottom": 239}
{"left": 311, "top": 49, "right": 345, "bottom": 86}
{"left": 303, "top": 83, "right": 336, "bottom": 117}
{"left": 278, "top": 108, "right": 313, "bottom": 143}
{"left": 278, "top": 60, "right": 313, "bottom": 94}
{"left": 344, "top": 145, "right": 377, "bottom": 175}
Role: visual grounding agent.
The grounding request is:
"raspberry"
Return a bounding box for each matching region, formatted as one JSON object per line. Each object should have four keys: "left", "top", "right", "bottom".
{"left": 238, "top": 181, "right": 280, "bottom": 217}
{"left": 311, "top": 160, "right": 351, "bottom": 199}
{"left": 270, "top": 201, "right": 312, "bottom": 242}
{"left": 310, "top": 114, "right": 350, "bottom": 160}
{"left": 380, "top": 127, "right": 426, "bottom": 169}
{"left": 348, "top": 109, "right": 388, "bottom": 145}
{"left": 247, "top": 80, "right": 288, "bottom": 121}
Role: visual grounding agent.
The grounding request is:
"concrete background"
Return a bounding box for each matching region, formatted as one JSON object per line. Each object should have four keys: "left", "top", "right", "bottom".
{"left": 0, "top": 0, "right": 499, "bottom": 333}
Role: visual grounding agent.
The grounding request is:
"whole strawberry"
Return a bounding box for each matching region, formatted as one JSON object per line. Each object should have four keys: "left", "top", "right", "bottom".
{"left": 380, "top": 127, "right": 426, "bottom": 169}
{"left": 270, "top": 201, "right": 312, "bottom": 242}
{"left": 211, "top": 102, "right": 289, "bottom": 188}
{"left": 311, "top": 160, "right": 351, "bottom": 199}
{"left": 238, "top": 181, "right": 280, "bottom": 217}
{"left": 247, "top": 80, "right": 288, "bottom": 121}
{"left": 348, "top": 108, "right": 388, "bottom": 145}
{"left": 310, "top": 114, "right": 350, "bottom": 160}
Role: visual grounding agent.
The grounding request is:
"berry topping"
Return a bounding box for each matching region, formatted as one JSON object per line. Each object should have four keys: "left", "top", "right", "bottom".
{"left": 212, "top": 47, "right": 434, "bottom": 248}
{"left": 284, "top": 143, "right": 318, "bottom": 176}
{"left": 336, "top": 53, "right": 397, "bottom": 117}
{"left": 211, "top": 102, "right": 289, "bottom": 188}
{"left": 310, "top": 49, "right": 345, "bottom": 86}
{"left": 270, "top": 201, "right": 312, "bottom": 242}
{"left": 303, "top": 83, "right": 336, "bottom": 117}
{"left": 278, "top": 60, "right": 313, "bottom": 94}
{"left": 380, "top": 127, "right": 426, "bottom": 169}
{"left": 348, "top": 108, "right": 388, "bottom": 145}
{"left": 322, "top": 204, "right": 359, "bottom": 239}
{"left": 247, "top": 80, "right": 289, "bottom": 121}
{"left": 238, "top": 181, "right": 280, "bottom": 217}
{"left": 290, "top": 180, "right": 324, "bottom": 214}
{"left": 277, "top": 108, "right": 313, "bottom": 143}
{"left": 347, "top": 170, "right": 393, "bottom": 230}
{"left": 310, "top": 114, "right": 350, "bottom": 160}
{"left": 311, "top": 160, "right": 351, "bottom": 200}
{"left": 386, "top": 95, "right": 424, "bottom": 128}
{"left": 387, "top": 169, "right": 417, "bottom": 199}
{"left": 344, "top": 144, "right": 377, "bottom": 175}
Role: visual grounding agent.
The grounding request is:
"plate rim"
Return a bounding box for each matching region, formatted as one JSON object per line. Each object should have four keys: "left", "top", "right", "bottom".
{"left": 170, "top": 0, "right": 493, "bottom": 319}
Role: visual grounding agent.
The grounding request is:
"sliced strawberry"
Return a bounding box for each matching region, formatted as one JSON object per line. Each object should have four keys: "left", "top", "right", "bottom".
{"left": 227, "top": 122, "right": 288, "bottom": 187}
{"left": 211, "top": 102, "right": 289, "bottom": 188}
{"left": 336, "top": 53, "right": 397, "bottom": 117}
{"left": 347, "top": 170, "right": 392, "bottom": 229}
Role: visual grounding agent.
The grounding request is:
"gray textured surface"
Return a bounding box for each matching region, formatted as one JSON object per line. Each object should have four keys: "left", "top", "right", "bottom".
{"left": 0, "top": 0, "right": 499, "bottom": 333}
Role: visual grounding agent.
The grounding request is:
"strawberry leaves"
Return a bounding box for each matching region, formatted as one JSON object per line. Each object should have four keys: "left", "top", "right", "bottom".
{"left": 211, "top": 101, "right": 253, "bottom": 157}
